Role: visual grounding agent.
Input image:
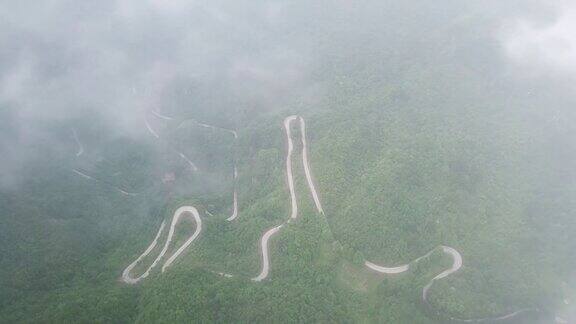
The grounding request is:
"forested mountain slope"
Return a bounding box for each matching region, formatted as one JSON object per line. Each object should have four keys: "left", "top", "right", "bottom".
{"left": 1, "top": 0, "right": 576, "bottom": 323}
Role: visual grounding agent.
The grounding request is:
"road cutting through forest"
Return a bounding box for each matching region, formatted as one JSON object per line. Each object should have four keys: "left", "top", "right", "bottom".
{"left": 144, "top": 111, "right": 199, "bottom": 172}
{"left": 113, "top": 113, "right": 535, "bottom": 322}
{"left": 72, "top": 169, "right": 139, "bottom": 196}
{"left": 71, "top": 128, "right": 84, "bottom": 157}
{"left": 252, "top": 116, "right": 324, "bottom": 281}
{"left": 145, "top": 110, "right": 238, "bottom": 220}
{"left": 121, "top": 206, "right": 202, "bottom": 283}
{"left": 121, "top": 115, "right": 322, "bottom": 282}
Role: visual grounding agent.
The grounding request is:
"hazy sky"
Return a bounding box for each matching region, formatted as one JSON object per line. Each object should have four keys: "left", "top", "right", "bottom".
{"left": 503, "top": 0, "right": 576, "bottom": 78}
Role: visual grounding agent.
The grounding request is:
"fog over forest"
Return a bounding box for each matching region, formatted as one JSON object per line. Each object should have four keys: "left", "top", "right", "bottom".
{"left": 1, "top": 0, "right": 576, "bottom": 323}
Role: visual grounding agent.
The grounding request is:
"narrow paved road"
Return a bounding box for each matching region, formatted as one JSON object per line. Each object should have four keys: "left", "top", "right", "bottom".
{"left": 284, "top": 115, "right": 299, "bottom": 220}
{"left": 225, "top": 167, "right": 239, "bottom": 221}
{"left": 147, "top": 111, "right": 238, "bottom": 220}
{"left": 121, "top": 206, "right": 202, "bottom": 283}
{"left": 299, "top": 117, "right": 323, "bottom": 214}
{"left": 121, "top": 221, "right": 166, "bottom": 284}
{"left": 119, "top": 114, "right": 535, "bottom": 322}
{"left": 144, "top": 114, "right": 160, "bottom": 138}
{"left": 252, "top": 115, "right": 324, "bottom": 280}
{"left": 72, "top": 169, "right": 139, "bottom": 196}
{"left": 151, "top": 109, "right": 173, "bottom": 120}
{"left": 160, "top": 206, "right": 202, "bottom": 272}
{"left": 252, "top": 224, "right": 284, "bottom": 282}
{"left": 71, "top": 128, "right": 84, "bottom": 157}
{"left": 366, "top": 245, "right": 535, "bottom": 321}
{"left": 146, "top": 110, "right": 199, "bottom": 173}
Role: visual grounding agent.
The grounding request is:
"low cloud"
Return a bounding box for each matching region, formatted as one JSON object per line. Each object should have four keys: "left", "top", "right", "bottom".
{"left": 0, "top": 0, "right": 316, "bottom": 129}
{"left": 0, "top": 0, "right": 318, "bottom": 186}
{"left": 502, "top": 0, "right": 576, "bottom": 77}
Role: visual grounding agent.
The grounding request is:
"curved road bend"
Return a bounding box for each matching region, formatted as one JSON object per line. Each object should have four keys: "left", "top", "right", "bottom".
{"left": 121, "top": 206, "right": 202, "bottom": 283}
{"left": 252, "top": 115, "right": 325, "bottom": 281}
{"left": 147, "top": 111, "right": 238, "bottom": 221}
{"left": 71, "top": 128, "right": 84, "bottom": 157}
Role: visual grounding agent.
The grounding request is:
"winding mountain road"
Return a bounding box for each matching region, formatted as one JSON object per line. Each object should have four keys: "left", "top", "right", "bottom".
{"left": 252, "top": 224, "right": 284, "bottom": 282}
{"left": 151, "top": 109, "right": 173, "bottom": 121}
{"left": 121, "top": 206, "right": 202, "bottom": 283}
{"left": 145, "top": 111, "right": 199, "bottom": 172}
{"left": 118, "top": 114, "right": 534, "bottom": 322}
{"left": 146, "top": 110, "right": 238, "bottom": 221}
{"left": 251, "top": 116, "right": 324, "bottom": 281}
{"left": 284, "top": 116, "right": 299, "bottom": 220}
{"left": 421, "top": 246, "right": 462, "bottom": 302}
{"left": 366, "top": 245, "right": 535, "bottom": 321}
{"left": 299, "top": 117, "right": 323, "bottom": 214}
{"left": 72, "top": 169, "right": 139, "bottom": 196}
{"left": 71, "top": 128, "right": 84, "bottom": 157}
{"left": 178, "top": 152, "right": 199, "bottom": 172}
{"left": 160, "top": 206, "right": 202, "bottom": 273}
{"left": 121, "top": 221, "right": 166, "bottom": 284}
{"left": 144, "top": 114, "right": 160, "bottom": 138}
{"left": 225, "top": 167, "right": 239, "bottom": 221}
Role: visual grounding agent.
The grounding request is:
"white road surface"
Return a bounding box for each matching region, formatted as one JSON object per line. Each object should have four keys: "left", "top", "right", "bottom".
{"left": 365, "top": 246, "right": 440, "bottom": 275}
{"left": 151, "top": 109, "right": 174, "bottom": 120}
{"left": 161, "top": 206, "right": 202, "bottom": 272}
{"left": 299, "top": 117, "right": 324, "bottom": 214}
{"left": 178, "top": 152, "right": 199, "bottom": 172}
{"left": 366, "top": 245, "right": 535, "bottom": 321}
{"left": 284, "top": 116, "right": 299, "bottom": 220}
{"left": 144, "top": 114, "right": 160, "bottom": 138}
{"left": 72, "top": 169, "right": 139, "bottom": 196}
{"left": 251, "top": 115, "right": 325, "bottom": 281}
{"left": 121, "top": 206, "right": 202, "bottom": 284}
{"left": 147, "top": 110, "right": 199, "bottom": 173}
{"left": 252, "top": 224, "right": 284, "bottom": 281}
{"left": 72, "top": 169, "right": 93, "bottom": 180}
{"left": 121, "top": 221, "right": 166, "bottom": 284}
{"left": 365, "top": 262, "right": 409, "bottom": 274}
{"left": 147, "top": 111, "right": 240, "bottom": 220}
{"left": 421, "top": 246, "right": 462, "bottom": 302}
{"left": 71, "top": 129, "right": 84, "bottom": 157}
{"left": 120, "top": 114, "right": 534, "bottom": 322}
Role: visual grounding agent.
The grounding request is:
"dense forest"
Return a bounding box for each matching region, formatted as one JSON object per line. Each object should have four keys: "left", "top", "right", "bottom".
{"left": 1, "top": 0, "right": 576, "bottom": 323}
